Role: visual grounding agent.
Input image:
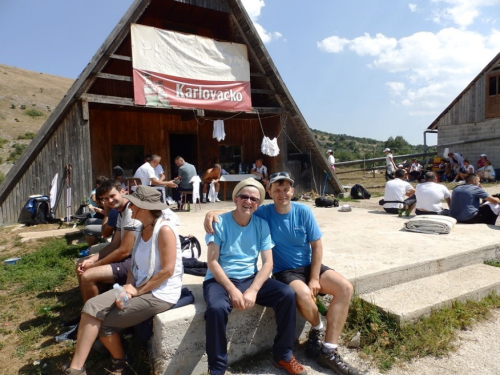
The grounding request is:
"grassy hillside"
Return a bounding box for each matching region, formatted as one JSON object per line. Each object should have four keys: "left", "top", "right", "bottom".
{"left": 0, "top": 64, "right": 73, "bottom": 180}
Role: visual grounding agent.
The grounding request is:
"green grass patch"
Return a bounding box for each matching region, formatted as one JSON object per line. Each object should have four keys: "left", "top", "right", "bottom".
{"left": 0, "top": 137, "right": 8, "bottom": 148}
{"left": 17, "top": 132, "right": 36, "bottom": 140}
{"left": 0, "top": 171, "right": 4, "bottom": 184}
{"left": 7, "top": 143, "right": 28, "bottom": 163}
{"left": 24, "top": 109, "right": 44, "bottom": 117}
{"left": 344, "top": 293, "right": 500, "bottom": 371}
{"left": 485, "top": 260, "right": 500, "bottom": 268}
{"left": 0, "top": 238, "right": 82, "bottom": 293}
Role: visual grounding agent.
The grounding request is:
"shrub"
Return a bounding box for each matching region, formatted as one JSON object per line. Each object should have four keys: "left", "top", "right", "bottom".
{"left": 0, "top": 172, "right": 4, "bottom": 184}
{"left": 7, "top": 143, "right": 28, "bottom": 163}
{"left": 0, "top": 137, "right": 8, "bottom": 148}
{"left": 24, "top": 109, "right": 44, "bottom": 117}
{"left": 17, "top": 132, "right": 35, "bottom": 140}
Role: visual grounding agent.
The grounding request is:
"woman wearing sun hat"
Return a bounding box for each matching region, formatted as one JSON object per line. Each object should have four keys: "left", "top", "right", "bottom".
{"left": 65, "top": 186, "right": 183, "bottom": 375}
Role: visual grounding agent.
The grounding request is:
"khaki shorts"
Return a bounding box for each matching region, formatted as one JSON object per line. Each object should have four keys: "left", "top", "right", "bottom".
{"left": 82, "top": 289, "right": 174, "bottom": 336}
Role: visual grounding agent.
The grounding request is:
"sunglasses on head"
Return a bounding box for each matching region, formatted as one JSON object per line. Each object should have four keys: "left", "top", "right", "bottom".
{"left": 237, "top": 194, "right": 260, "bottom": 203}
{"left": 269, "top": 171, "right": 290, "bottom": 180}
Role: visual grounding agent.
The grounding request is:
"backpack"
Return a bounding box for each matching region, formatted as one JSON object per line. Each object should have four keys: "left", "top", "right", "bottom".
{"left": 350, "top": 184, "right": 371, "bottom": 199}
{"left": 315, "top": 197, "right": 339, "bottom": 208}
{"left": 18, "top": 195, "right": 53, "bottom": 225}
{"left": 179, "top": 235, "right": 202, "bottom": 259}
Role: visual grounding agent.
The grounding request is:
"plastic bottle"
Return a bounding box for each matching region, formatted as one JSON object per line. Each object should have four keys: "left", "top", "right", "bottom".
{"left": 405, "top": 207, "right": 410, "bottom": 216}
{"left": 313, "top": 296, "right": 328, "bottom": 316}
{"left": 187, "top": 202, "right": 191, "bottom": 212}
{"left": 238, "top": 163, "right": 242, "bottom": 174}
{"left": 113, "top": 283, "right": 130, "bottom": 310}
{"left": 398, "top": 204, "right": 403, "bottom": 217}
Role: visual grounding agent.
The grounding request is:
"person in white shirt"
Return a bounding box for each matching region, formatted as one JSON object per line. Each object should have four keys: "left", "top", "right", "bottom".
{"left": 327, "top": 150, "right": 335, "bottom": 171}
{"left": 453, "top": 159, "right": 474, "bottom": 183}
{"left": 415, "top": 172, "right": 451, "bottom": 215}
{"left": 408, "top": 159, "right": 422, "bottom": 181}
{"left": 382, "top": 169, "right": 416, "bottom": 214}
{"left": 250, "top": 158, "right": 269, "bottom": 190}
{"left": 134, "top": 154, "right": 177, "bottom": 188}
{"left": 383, "top": 148, "right": 397, "bottom": 181}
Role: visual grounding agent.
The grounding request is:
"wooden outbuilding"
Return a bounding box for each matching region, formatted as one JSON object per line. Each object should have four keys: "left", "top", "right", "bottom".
{"left": 427, "top": 52, "right": 500, "bottom": 167}
{"left": 0, "top": 0, "right": 343, "bottom": 225}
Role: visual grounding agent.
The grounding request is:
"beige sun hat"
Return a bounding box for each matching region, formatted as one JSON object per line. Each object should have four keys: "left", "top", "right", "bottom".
{"left": 232, "top": 178, "right": 265, "bottom": 204}
{"left": 123, "top": 185, "right": 169, "bottom": 210}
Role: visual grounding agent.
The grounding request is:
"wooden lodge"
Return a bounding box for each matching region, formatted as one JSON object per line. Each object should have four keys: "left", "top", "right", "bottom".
{"left": 0, "top": 0, "right": 343, "bottom": 225}
{"left": 428, "top": 52, "right": 500, "bottom": 166}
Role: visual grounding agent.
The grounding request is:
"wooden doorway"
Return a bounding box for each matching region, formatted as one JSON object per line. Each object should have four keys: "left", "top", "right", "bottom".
{"left": 169, "top": 134, "right": 198, "bottom": 177}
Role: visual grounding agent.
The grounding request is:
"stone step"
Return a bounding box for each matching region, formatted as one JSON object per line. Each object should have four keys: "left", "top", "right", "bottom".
{"left": 359, "top": 263, "right": 500, "bottom": 324}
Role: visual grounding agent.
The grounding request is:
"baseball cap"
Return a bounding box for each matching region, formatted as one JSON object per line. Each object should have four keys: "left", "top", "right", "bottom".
{"left": 383, "top": 148, "right": 391, "bottom": 152}
{"left": 327, "top": 149, "right": 332, "bottom": 153}
{"left": 269, "top": 171, "right": 294, "bottom": 186}
{"left": 480, "top": 154, "right": 487, "bottom": 157}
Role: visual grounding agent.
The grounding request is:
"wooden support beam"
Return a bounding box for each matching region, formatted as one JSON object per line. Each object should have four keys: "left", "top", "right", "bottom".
{"left": 251, "top": 107, "right": 283, "bottom": 114}
{"left": 109, "top": 54, "right": 132, "bottom": 61}
{"left": 79, "top": 94, "right": 135, "bottom": 106}
{"left": 251, "top": 89, "right": 275, "bottom": 95}
{"left": 94, "top": 72, "right": 133, "bottom": 82}
{"left": 81, "top": 99, "right": 89, "bottom": 121}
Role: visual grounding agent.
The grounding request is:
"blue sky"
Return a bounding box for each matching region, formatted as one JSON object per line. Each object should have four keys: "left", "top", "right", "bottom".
{"left": 1, "top": 0, "right": 500, "bottom": 146}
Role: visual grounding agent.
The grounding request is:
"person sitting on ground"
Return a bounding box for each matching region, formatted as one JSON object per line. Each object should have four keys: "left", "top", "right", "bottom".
{"left": 205, "top": 172, "right": 359, "bottom": 375}
{"left": 250, "top": 158, "right": 270, "bottom": 190}
{"left": 477, "top": 160, "right": 496, "bottom": 183}
{"left": 383, "top": 148, "right": 397, "bottom": 181}
{"left": 449, "top": 173, "right": 500, "bottom": 225}
{"left": 173, "top": 156, "right": 198, "bottom": 209}
{"left": 382, "top": 169, "right": 416, "bottom": 214}
{"left": 202, "top": 164, "right": 221, "bottom": 203}
{"left": 76, "top": 180, "right": 141, "bottom": 305}
{"left": 204, "top": 178, "right": 306, "bottom": 375}
{"left": 134, "top": 154, "right": 177, "bottom": 188}
{"left": 477, "top": 154, "right": 488, "bottom": 169}
{"left": 64, "top": 186, "right": 183, "bottom": 375}
{"left": 453, "top": 159, "right": 474, "bottom": 183}
{"left": 408, "top": 158, "right": 422, "bottom": 182}
{"left": 414, "top": 172, "right": 451, "bottom": 215}
{"left": 327, "top": 150, "right": 335, "bottom": 171}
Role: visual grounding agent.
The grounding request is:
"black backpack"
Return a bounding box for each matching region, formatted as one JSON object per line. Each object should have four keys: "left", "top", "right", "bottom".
{"left": 315, "top": 197, "right": 339, "bottom": 208}
{"left": 18, "top": 195, "right": 53, "bottom": 225}
{"left": 350, "top": 184, "right": 371, "bottom": 199}
{"left": 179, "top": 235, "right": 202, "bottom": 259}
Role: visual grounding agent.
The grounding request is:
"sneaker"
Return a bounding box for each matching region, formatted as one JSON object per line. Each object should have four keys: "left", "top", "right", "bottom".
{"left": 105, "top": 357, "right": 136, "bottom": 375}
{"left": 55, "top": 324, "right": 78, "bottom": 342}
{"left": 202, "top": 198, "right": 207, "bottom": 203}
{"left": 215, "top": 198, "right": 221, "bottom": 202}
{"left": 63, "top": 367, "right": 86, "bottom": 375}
{"left": 272, "top": 355, "right": 307, "bottom": 375}
{"left": 306, "top": 328, "right": 324, "bottom": 358}
{"left": 318, "top": 347, "right": 359, "bottom": 375}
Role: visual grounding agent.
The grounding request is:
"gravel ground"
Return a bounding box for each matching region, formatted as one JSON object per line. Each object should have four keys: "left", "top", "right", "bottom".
{"left": 222, "top": 182, "right": 500, "bottom": 375}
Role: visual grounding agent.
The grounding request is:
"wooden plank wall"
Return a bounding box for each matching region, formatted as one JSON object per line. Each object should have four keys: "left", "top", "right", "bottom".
{"left": 89, "top": 107, "right": 282, "bottom": 182}
{"left": 435, "top": 75, "right": 486, "bottom": 128}
{"left": 0, "top": 103, "right": 92, "bottom": 225}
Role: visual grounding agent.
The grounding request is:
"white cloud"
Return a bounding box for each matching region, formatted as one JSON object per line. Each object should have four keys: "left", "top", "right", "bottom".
{"left": 409, "top": 3, "right": 418, "bottom": 12}
{"left": 241, "top": 0, "right": 282, "bottom": 43}
{"left": 318, "top": 27, "right": 500, "bottom": 116}
{"left": 317, "top": 35, "right": 350, "bottom": 53}
{"left": 431, "top": 0, "right": 500, "bottom": 28}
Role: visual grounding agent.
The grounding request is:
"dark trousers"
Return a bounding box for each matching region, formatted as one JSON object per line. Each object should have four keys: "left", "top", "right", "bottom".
{"left": 460, "top": 205, "right": 498, "bottom": 225}
{"left": 203, "top": 275, "right": 296, "bottom": 375}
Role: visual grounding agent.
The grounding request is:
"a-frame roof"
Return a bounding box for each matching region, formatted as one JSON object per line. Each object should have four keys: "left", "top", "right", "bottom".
{"left": 0, "top": 0, "right": 342, "bottom": 208}
{"left": 427, "top": 51, "right": 500, "bottom": 130}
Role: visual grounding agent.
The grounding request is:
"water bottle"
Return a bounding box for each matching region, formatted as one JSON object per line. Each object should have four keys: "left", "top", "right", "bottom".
{"left": 113, "top": 283, "right": 130, "bottom": 310}
{"left": 238, "top": 163, "right": 242, "bottom": 174}
{"left": 313, "top": 296, "right": 328, "bottom": 316}
{"left": 187, "top": 202, "right": 191, "bottom": 212}
{"left": 405, "top": 207, "right": 410, "bottom": 217}
{"left": 398, "top": 204, "right": 403, "bottom": 217}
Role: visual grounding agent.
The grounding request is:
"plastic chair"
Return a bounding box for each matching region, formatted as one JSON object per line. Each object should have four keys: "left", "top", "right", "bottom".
{"left": 124, "top": 178, "right": 142, "bottom": 192}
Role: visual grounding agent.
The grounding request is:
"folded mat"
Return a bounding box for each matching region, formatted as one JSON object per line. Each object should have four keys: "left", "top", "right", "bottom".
{"left": 404, "top": 215, "right": 457, "bottom": 234}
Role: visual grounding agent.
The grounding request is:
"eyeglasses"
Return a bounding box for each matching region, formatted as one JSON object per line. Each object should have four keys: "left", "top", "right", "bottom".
{"left": 237, "top": 194, "right": 260, "bottom": 203}
{"left": 269, "top": 172, "right": 290, "bottom": 180}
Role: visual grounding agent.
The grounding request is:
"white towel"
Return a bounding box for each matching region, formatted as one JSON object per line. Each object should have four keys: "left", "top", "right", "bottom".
{"left": 261, "top": 136, "right": 280, "bottom": 156}
{"left": 189, "top": 175, "right": 201, "bottom": 204}
{"left": 403, "top": 215, "right": 457, "bottom": 234}
{"left": 483, "top": 202, "right": 500, "bottom": 215}
{"left": 213, "top": 120, "right": 226, "bottom": 141}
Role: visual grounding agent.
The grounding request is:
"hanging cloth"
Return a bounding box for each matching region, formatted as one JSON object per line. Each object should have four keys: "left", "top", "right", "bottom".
{"left": 261, "top": 136, "right": 280, "bottom": 157}
{"left": 213, "top": 120, "right": 226, "bottom": 141}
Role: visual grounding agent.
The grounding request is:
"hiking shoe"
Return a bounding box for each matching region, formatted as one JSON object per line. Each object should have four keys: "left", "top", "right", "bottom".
{"left": 104, "top": 357, "right": 136, "bottom": 375}
{"left": 63, "top": 367, "right": 86, "bottom": 375}
{"left": 318, "top": 347, "right": 359, "bottom": 375}
{"left": 272, "top": 355, "right": 307, "bottom": 375}
{"left": 305, "top": 328, "right": 324, "bottom": 358}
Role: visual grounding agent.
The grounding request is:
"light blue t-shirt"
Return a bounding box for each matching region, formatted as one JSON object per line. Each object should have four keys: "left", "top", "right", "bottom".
{"left": 205, "top": 212, "right": 272, "bottom": 280}
{"left": 254, "top": 202, "right": 322, "bottom": 273}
